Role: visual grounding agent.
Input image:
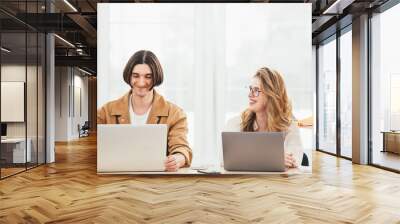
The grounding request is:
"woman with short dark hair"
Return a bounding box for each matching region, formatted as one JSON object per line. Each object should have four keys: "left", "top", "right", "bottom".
{"left": 98, "top": 50, "right": 192, "bottom": 171}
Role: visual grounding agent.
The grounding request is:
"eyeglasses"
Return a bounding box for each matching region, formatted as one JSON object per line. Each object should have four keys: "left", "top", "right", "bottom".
{"left": 248, "top": 86, "right": 263, "bottom": 97}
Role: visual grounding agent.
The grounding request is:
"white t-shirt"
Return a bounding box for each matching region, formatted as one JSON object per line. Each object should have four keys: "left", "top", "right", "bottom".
{"left": 129, "top": 94, "right": 151, "bottom": 125}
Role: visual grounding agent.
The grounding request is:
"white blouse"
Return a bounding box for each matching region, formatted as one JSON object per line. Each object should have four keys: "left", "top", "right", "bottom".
{"left": 224, "top": 115, "right": 304, "bottom": 167}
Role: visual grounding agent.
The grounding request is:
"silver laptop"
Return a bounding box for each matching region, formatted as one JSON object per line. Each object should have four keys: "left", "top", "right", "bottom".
{"left": 222, "top": 132, "right": 286, "bottom": 172}
{"left": 97, "top": 124, "right": 167, "bottom": 173}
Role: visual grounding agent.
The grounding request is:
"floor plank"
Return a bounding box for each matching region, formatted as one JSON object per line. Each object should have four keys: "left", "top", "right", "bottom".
{"left": 1, "top": 135, "right": 400, "bottom": 223}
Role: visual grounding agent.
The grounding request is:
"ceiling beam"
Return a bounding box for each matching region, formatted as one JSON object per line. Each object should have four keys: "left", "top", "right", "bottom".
{"left": 55, "top": 55, "right": 96, "bottom": 72}
{"left": 67, "top": 13, "right": 97, "bottom": 46}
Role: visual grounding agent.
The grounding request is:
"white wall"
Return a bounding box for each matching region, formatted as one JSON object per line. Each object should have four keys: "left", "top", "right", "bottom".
{"left": 72, "top": 72, "right": 89, "bottom": 138}
{"left": 55, "top": 67, "right": 89, "bottom": 141}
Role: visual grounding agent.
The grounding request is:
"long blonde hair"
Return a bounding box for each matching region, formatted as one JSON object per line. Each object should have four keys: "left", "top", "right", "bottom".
{"left": 241, "top": 67, "right": 292, "bottom": 132}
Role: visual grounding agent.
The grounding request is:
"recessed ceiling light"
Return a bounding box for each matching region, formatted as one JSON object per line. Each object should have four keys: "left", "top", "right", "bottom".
{"left": 54, "top": 34, "right": 75, "bottom": 48}
{"left": 63, "top": 0, "right": 78, "bottom": 12}
{"left": 1, "top": 47, "right": 11, "bottom": 53}
{"left": 77, "top": 67, "right": 92, "bottom": 76}
{"left": 322, "top": 0, "right": 354, "bottom": 15}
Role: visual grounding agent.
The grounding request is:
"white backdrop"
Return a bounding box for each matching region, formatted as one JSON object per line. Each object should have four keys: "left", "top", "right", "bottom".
{"left": 98, "top": 3, "right": 313, "bottom": 168}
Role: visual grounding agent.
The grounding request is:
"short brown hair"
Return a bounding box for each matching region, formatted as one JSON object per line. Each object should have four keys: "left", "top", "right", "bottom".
{"left": 123, "top": 50, "right": 164, "bottom": 89}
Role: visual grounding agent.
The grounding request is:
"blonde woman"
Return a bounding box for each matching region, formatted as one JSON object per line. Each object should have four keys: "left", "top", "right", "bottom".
{"left": 225, "top": 67, "right": 303, "bottom": 168}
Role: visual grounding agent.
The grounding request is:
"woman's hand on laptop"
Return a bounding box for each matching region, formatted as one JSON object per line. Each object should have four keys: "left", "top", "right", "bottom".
{"left": 165, "top": 153, "right": 186, "bottom": 172}
{"left": 284, "top": 153, "right": 297, "bottom": 169}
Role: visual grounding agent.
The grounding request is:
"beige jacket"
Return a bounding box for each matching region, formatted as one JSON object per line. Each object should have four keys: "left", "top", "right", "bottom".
{"left": 97, "top": 90, "right": 192, "bottom": 166}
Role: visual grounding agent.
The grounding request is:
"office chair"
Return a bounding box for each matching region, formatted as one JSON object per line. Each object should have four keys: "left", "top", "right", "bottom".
{"left": 79, "top": 121, "right": 90, "bottom": 138}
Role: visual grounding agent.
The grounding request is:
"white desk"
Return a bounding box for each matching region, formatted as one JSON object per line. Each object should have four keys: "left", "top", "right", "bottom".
{"left": 1, "top": 138, "right": 31, "bottom": 163}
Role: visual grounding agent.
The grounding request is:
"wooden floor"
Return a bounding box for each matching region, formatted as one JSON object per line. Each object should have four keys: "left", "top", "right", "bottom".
{"left": 0, "top": 167, "right": 26, "bottom": 178}
{"left": 1, "top": 163, "right": 43, "bottom": 178}
{"left": 373, "top": 151, "right": 400, "bottom": 171}
{"left": 1, "top": 135, "right": 400, "bottom": 223}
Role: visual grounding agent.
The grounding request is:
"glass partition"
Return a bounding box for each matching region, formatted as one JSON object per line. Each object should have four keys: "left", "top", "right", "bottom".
{"left": 339, "top": 28, "right": 352, "bottom": 158}
{"left": 38, "top": 32, "right": 45, "bottom": 165}
{"left": 27, "top": 30, "right": 38, "bottom": 169}
{"left": 1, "top": 31, "right": 28, "bottom": 177}
{"left": 371, "top": 3, "right": 400, "bottom": 171}
{"left": 317, "top": 36, "right": 337, "bottom": 155}
{"left": 0, "top": 1, "right": 46, "bottom": 179}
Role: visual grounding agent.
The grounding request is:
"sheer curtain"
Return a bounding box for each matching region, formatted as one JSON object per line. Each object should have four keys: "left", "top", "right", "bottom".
{"left": 98, "top": 4, "right": 312, "bottom": 168}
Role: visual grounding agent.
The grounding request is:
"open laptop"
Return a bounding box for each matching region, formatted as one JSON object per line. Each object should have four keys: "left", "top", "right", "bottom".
{"left": 222, "top": 132, "right": 286, "bottom": 172}
{"left": 97, "top": 124, "right": 167, "bottom": 173}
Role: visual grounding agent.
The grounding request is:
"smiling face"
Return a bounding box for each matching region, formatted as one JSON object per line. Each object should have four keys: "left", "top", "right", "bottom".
{"left": 242, "top": 67, "right": 293, "bottom": 132}
{"left": 248, "top": 77, "right": 267, "bottom": 113}
{"left": 130, "top": 64, "right": 153, "bottom": 97}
